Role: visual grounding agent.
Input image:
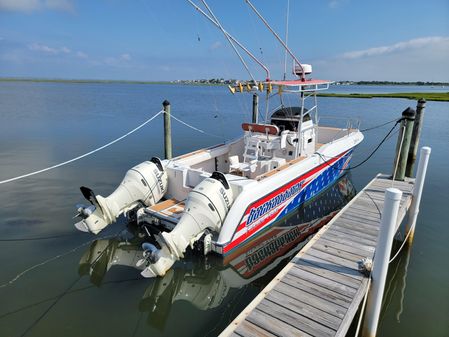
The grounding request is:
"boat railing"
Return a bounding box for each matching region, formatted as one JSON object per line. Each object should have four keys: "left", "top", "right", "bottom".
{"left": 317, "top": 116, "right": 361, "bottom": 141}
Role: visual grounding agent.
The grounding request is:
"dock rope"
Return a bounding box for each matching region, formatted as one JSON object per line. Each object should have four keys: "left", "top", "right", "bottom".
{"left": 360, "top": 117, "right": 402, "bottom": 132}
{"left": 0, "top": 109, "right": 229, "bottom": 185}
{"left": 18, "top": 236, "right": 119, "bottom": 337}
{"left": 0, "top": 232, "right": 79, "bottom": 242}
{"left": 166, "top": 111, "right": 224, "bottom": 139}
{"left": 0, "top": 110, "right": 163, "bottom": 185}
{"left": 354, "top": 275, "right": 372, "bottom": 337}
{"left": 389, "top": 225, "right": 413, "bottom": 263}
{"left": 0, "top": 233, "right": 117, "bottom": 289}
{"left": 317, "top": 118, "right": 402, "bottom": 171}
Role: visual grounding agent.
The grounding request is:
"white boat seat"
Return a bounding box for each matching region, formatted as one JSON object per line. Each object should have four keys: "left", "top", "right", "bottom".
{"left": 229, "top": 155, "right": 257, "bottom": 173}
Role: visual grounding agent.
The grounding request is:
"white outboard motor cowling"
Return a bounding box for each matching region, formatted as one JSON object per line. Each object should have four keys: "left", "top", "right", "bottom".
{"left": 140, "top": 172, "right": 234, "bottom": 278}
{"left": 75, "top": 157, "right": 168, "bottom": 234}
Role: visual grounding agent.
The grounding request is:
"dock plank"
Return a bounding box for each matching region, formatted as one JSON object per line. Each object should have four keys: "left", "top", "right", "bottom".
{"left": 257, "top": 300, "right": 336, "bottom": 337}
{"left": 220, "top": 175, "right": 414, "bottom": 337}
{"left": 234, "top": 320, "right": 277, "bottom": 337}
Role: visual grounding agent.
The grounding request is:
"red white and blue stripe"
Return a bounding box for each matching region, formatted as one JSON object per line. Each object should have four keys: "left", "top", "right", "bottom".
{"left": 222, "top": 149, "right": 352, "bottom": 254}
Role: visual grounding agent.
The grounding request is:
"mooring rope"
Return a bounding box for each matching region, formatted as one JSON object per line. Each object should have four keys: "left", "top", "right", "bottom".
{"left": 317, "top": 118, "right": 401, "bottom": 172}
{"left": 0, "top": 110, "right": 164, "bottom": 185}
{"left": 0, "top": 233, "right": 117, "bottom": 289}
{"left": 354, "top": 275, "right": 372, "bottom": 337}
{"left": 389, "top": 225, "right": 413, "bottom": 264}
{"left": 167, "top": 111, "right": 224, "bottom": 139}
{"left": 360, "top": 117, "right": 401, "bottom": 132}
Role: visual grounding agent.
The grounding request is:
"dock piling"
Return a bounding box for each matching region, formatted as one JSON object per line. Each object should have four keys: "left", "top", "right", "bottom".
{"left": 252, "top": 93, "right": 259, "bottom": 123}
{"left": 393, "top": 107, "right": 415, "bottom": 181}
{"left": 163, "top": 100, "right": 172, "bottom": 159}
{"left": 405, "top": 99, "right": 426, "bottom": 177}
{"left": 406, "top": 146, "right": 431, "bottom": 245}
{"left": 362, "top": 188, "right": 402, "bottom": 337}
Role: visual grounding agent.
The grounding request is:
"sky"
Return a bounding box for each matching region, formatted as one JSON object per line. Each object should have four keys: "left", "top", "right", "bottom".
{"left": 0, "top": 0, "right": 448, "bottom": 82}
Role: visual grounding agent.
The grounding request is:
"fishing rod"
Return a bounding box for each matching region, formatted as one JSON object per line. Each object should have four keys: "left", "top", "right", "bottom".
{"left": 200, "top": 0, "right": 256, "bottom": 84}
{"left": 186, "top": 0, "right": 271, "bottom": 81}
{"left": 245, "top": 0, "right": 305, "bottom": 81}
{"left": 283, "top": 0, "right": 290, "bottom": 81}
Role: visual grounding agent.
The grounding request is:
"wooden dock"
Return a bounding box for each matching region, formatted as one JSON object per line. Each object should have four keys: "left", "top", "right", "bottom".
{"left": 220, "top": 174, "right": 415, "bottom": 337}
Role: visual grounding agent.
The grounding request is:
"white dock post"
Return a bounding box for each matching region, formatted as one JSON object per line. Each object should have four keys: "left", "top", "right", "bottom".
{"left": 406, "top": 146, "right": 431, "bottom": 245}
{"left": 362, "top": 188, "right": 403, "bottom": 337}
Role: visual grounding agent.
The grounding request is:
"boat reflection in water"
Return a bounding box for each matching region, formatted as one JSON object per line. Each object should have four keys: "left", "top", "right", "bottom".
{"left": 78, "top": 174, "right": 356, "bottom": 331}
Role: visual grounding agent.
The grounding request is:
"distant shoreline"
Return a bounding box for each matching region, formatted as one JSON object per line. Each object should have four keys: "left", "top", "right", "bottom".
{"left": 1, "top": 77, "right": 448, "bottom": 87}
{"left": 1, "top": 78, "right": 448, "bottom": 101}
{"left": 316, "top": 92, "right": 449, "bottom": 102}
{"left": 0, "top": 78, "right": 180, "bottom": 85}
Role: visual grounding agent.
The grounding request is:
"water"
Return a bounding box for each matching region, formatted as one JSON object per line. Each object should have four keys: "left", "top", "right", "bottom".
{"left": 0, "top": 82, "right": 448, "bottom": 337}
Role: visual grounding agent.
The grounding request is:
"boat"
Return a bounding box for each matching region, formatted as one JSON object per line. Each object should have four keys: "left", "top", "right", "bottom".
{"left": 78, "top": 174, "right": 356, "bottom": 330}
{"left": 72, "top": 1, "right": 364, "bottom": 278}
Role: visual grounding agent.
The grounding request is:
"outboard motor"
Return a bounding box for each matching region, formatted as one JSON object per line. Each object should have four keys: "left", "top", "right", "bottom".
{"left": 140, "top": 172, "right": 233, "bottom": 278}
{"left": 74, "top": 157, "right": 168, "bottom": 234}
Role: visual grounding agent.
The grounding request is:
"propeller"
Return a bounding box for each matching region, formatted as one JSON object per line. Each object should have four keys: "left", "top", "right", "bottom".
{"left": 73, "top": 204, "right": 96, "bottom": 219}
{"left": 136, "top": 242, "right": 160, "bottom": 268}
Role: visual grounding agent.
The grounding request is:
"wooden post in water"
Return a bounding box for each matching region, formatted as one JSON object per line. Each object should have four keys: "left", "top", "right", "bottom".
{"left": 406, "top": 146, "right": 431, "bottom": 245}
{"left": 163, "top": 100, "right": 172, "bottom": 159}
{"left": 362, "top": 188, "right": 403, "bottom": 337}
{"left": 405, "top": 99, "right": 426, "bottom": 177}
{"left": 252, "top": 93, "right": 259, "bottom": 123}
{"left": 393, "top": 107, "right": 415, "bottom": 181}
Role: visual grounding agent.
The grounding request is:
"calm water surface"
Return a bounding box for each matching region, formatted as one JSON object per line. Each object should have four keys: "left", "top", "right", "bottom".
{"left": 0, "top": 82, "right": 448, "bottom": 337}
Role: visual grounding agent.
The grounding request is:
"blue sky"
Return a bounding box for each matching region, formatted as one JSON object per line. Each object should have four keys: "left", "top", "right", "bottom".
{"left": 0, "top": 0, "right": 448, "bottom": 81}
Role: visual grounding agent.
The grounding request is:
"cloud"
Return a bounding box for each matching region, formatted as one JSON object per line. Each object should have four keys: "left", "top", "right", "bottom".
{"left": 0, "top": 0, "right": 73, "bottom": 12}
{"left": 76, "top": 51, "right": 88, "bottom": 59}
{"left": 28, "top": 42, "right": 71, "bottom": 55}
{"left": 313, "top": 36, "right": 449, "bottom": 81}
{"left": 328, "top": 0, "right": 349, "bottom": 9}
{"left": 210, "top": 41, "right": 222, "bottom": 50}
{"left": 43, "top": 0, "right": 72, "bottom": 12}
{"left": 341, "top": 36, "right": 449, "bottom": 59}
{"left": 120, "top": 53, "right": 131, "bottom": 61}
{"left": 104, "top": 53, "right": 132, "bottom": 66}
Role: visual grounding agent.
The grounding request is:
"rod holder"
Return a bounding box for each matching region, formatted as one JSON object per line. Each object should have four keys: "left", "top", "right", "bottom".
{"left": 252, "top": 93, "right": 259, "bottom": 124}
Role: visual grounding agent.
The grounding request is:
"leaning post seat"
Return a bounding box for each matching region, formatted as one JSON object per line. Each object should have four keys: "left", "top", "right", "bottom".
{"left": 241, "top": 122, "right": 280, "bottom": 136}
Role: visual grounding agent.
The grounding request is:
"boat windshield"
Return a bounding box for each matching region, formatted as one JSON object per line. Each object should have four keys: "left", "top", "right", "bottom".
{"left": 270, "top": 106, "right": 310, "bottom": 132}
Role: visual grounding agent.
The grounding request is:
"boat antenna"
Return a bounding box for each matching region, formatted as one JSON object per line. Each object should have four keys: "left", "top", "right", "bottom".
{"left": 187, "top": 0, "right": 270, "bottom": 81}
{"left": 245, "top": 0, "right": 305, "bottom": 81}
{"left": 199, "top": 0, "right": 257, "bottom": 84}
{"left": 283, "top": 0, "right": 290, "bottom": 81}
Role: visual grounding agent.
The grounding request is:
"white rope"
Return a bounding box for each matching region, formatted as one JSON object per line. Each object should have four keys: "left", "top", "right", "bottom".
{"left": 168, "top": 112, "right": 224, "bottom": 140}
{"left": 0, "top": 110, "right": 163, "bottom": 185}
{"left": 354, "top": 276, "right": 372, "bottom": 337}
{"left": 389, "top": 225, "right": 413, "bottom": 263}
{"left": 0, "top": 234, "right": 116, "bottom": 288}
